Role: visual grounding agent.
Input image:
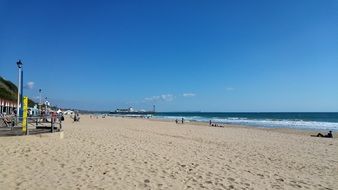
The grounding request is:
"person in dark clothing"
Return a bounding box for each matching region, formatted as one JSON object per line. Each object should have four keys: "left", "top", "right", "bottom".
{"left": 175, "top": 119, "right": 178, "bottom": 124}
{"left": 181, "top": 118, "right": 184, "bottom": 124}
{"left": 209, "top": 120, "right": 212, "bottom": 126}
{"left": 73, "top": 114, "right": 77, "bottom": 122}
{"left": 312, "top": 131, "right": 333, "bottom": 138}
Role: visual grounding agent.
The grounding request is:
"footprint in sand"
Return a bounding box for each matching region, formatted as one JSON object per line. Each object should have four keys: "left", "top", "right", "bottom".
{"left": 227, "top": 177, "right": 235, "bottom": 182}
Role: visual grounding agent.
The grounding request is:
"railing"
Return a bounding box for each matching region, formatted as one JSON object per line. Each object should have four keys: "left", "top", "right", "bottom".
{"left": 0, "top": 114, "right": 63, "bottom": 135}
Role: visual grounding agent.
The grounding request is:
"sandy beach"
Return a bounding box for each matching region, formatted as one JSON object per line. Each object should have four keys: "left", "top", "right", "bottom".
{"left": 0, "top": 115, "right": 337, "bottom": 190}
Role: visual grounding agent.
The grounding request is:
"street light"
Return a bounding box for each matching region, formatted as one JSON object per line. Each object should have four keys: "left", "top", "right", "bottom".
{"left": 16, "top": 60, "right": 23, "bottom": 123}
{"left": 39, "top": 89, "right": 42, "bottom": 114}
{"left": 17, "top": 60, "right": 23, "bottom": 68}
{"left": 45, "top": 97, "right": 48, "bottom": 115}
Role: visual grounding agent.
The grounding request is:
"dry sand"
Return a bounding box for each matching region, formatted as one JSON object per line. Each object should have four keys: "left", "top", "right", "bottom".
{"left": 0, "top": 115, "right": 337, "bottom": 190}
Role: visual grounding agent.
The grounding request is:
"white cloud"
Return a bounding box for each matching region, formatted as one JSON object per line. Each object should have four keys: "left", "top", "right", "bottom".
{"left": 226, "top": 87, "right": 234, "bottom": 91}
{"left": 183, "top": 93, "right": 196, "bottom": 97}
{"left": 144, "top": 94, "right": 174, "bottom": 102}
{"left": 24, "top": 81, "right": 35, "bottom": 89}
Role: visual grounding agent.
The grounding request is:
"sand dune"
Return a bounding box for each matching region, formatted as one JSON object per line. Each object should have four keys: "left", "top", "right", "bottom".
{"left": 0, "top": 115, "right": 337, "bottom": 189}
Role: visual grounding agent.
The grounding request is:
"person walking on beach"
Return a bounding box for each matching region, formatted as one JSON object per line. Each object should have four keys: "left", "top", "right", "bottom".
{"left": 181, "top": 118, "right": 184, "bottom": 124}
{"left": 209, "top": 120, "right": 212, "bottom": 126}
{"left": 175, "top": 119, "right": 178, "bottom": 124}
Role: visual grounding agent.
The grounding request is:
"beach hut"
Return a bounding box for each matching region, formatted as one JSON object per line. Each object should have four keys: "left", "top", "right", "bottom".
{"left": 0, "top": 98, "right": 16, "bottom": 115}
{"left": 0, "top": 98, "right": 3, "bottom": 114}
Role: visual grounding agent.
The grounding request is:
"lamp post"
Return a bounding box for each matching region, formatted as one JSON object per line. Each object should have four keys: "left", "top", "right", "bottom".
{"left": 39, "top": 89, "right": 42, "bottom": 115}
{"left": 45, "top": 97, "right": 48, "bottom": 115}
{"left": 16, "top": 60, "right": 23, "bottom": 123}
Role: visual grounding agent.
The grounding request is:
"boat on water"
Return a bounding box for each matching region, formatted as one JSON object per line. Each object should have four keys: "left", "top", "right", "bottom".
{"left": 109, "top": 107, "right": 155, "bottom": 115}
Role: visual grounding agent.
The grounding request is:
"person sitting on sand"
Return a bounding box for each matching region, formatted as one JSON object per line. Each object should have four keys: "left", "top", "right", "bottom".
{"left": 311, "top": 131, "right": 333, "bottom": 138}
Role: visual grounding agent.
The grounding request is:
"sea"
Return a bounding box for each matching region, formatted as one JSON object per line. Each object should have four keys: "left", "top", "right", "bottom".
{"left": 153, "top": 112, "right": 338, "bottom": 131}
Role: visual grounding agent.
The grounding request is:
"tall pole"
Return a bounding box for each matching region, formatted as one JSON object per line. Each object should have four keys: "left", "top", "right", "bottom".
{"left": 16, "top": 60, "right": 23, "bottom": 123}
{"left": 20, "top": 69, "right": 23, "bottom": 117}
{"left": 39, "top": 89, "right": 42, "bottom": 114}
{"left": 45, "top": 97, "right": 48, "bottom": 115}
{"left": 16, "top": 67, "right": 21, "bottom": 121}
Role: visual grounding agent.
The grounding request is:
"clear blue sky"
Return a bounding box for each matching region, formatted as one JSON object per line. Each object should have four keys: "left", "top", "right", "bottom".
{"left": 1, "top": 0, "right": 337, "bottom": 112}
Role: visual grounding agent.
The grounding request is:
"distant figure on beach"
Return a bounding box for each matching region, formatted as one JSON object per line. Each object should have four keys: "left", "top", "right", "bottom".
{"left": 311, "top": 131, "right": 333, "bottom": 138}
{"left": 181, "top": 118, "right": 184, "bottom": 124}
{"left": 209, "top": 120, "right": 212, "bottom": 125}
{"left": 175, "top": 119, "right": 178, "bottom": 124}
{"left": 73, "top": 113, "right": 80, "bottom": 123}
{"left": 59, "top": 113, "right": 64, "bottom": 121}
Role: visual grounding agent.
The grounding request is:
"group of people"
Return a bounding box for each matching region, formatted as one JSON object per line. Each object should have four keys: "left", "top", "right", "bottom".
{"left": 209, "top": 120, "right": 224, "bottom": 128}
{"left": 89, "top": 114, "right": 106, "bottom": 119}
{"left": 175, "top": 118, "right": 184, "bottom": 124}
{"left": 90, "top": 115, "right": 99, "bottom": 119}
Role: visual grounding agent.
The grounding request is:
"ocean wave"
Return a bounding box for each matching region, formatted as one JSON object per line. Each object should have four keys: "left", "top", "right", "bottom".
{"left": 153, "top": 116, "right": 338, "bottom": 131}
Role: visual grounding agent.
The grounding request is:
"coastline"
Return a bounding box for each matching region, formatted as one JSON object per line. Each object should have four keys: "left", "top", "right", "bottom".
{"left": 149, "top": 117, "right": 338, "bottom": 139}
{"left": 151, "top": 112, "right": 338, "bottom": 132}
{"left": 1, "top": 115, "right": 337, "bottom": 189}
